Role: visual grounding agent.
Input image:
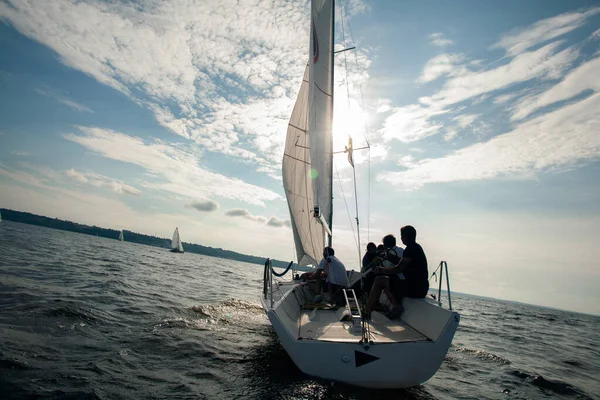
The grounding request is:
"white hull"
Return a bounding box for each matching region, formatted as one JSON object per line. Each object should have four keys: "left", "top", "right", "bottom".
{"left": 261, "top": 280, "right": 459, "bottom": 389}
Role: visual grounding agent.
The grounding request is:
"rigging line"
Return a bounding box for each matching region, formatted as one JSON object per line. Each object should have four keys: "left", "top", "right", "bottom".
{"left": 342, "top": 1, "right": 371, "bottom": 148}
{"left": 340, "top": 0, "right": 352, "bottom": 108}
{"left": 368, "top": 146, "right": 371, "bottom": 242}
{"left": 342, "top": 0, "right": 362, "bottom": 260}
{"left": 340, "top": 1, "right": 372, "bottom": 242}
{"left": 333, "top": 158, "right": 359, "bottom": 256}
{"left": 351, "top": 155, "right": 362, "bottom": 271}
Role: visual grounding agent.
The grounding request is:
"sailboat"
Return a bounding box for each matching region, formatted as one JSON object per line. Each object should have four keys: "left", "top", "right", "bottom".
{"left": 118, "top": 230, "right": 124, "bottom": 242}
{"left": 170, "top": 227, "right": 184, "bottom": 253}
{"left": 261, "top": 0, "right": 459, "bottom": 389}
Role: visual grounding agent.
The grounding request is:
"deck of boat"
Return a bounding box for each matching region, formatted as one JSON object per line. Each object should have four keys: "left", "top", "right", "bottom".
{"left": 298, "top": 308, "right": 429, "bottom": 343}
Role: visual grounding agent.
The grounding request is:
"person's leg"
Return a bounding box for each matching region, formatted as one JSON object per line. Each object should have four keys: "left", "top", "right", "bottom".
{"left": 314, "top": 272, "right": 324, "bottom": 294}
{"left": 367, "top": 276, "right": 391, "bottom": 311}
{"left": 386, "top": 278, "right": 407, "bottom": 319}
{"left": 382, "top": 278, "right": 399, "bottom": 306}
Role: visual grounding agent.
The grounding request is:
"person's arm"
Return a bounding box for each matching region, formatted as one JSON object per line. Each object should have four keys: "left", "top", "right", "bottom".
{"left": 362, "top": 256, "right": 383, "bottom": 276}
{"left": 376, "top": 256, "right": 412, "bottom": 275}
{"left": 306, "top": 268, "right": 324, "bottom": 279}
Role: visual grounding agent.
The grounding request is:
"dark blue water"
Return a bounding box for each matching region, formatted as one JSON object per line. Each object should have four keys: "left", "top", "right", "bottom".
{"left": 0, "top": 221, "right": 599, "bottom": 399}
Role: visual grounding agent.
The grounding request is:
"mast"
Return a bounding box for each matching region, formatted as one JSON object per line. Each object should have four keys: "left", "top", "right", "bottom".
{"left": 328, "top": 0, "right": 335, "bottom": 248}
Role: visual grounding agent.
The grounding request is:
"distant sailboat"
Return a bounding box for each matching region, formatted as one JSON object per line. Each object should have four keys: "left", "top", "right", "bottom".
{"left": 170, "top": 227, "right": 184, "bottom": 253}
{"left": 119, "top": 230, "right": 124, "bottom": 242}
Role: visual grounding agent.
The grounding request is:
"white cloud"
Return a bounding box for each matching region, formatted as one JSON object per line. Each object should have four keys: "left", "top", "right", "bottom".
{"left": 34, "top": 85, "right": 93, "bottom": 113}
{"left": 379, "top": 93, "right": 600, "bottom": 188}
{"left": 63, "top": 126, "right": 281, "bottom": 206}
{"left": 492, "top": 7, "right": 600, "bottom": 56}
{"left": 429, "top": 33, "right": 454, "bottom": 47}
{"left": 186, "top": 200, "right": 219, "bottom": 212}
{"left": 444, "top": 129, "right": 458, "bottom": 141}
{"left": 10, "top": 150, "right": 31, "bottom": 156}
{"left": 426, "top": 41, "right": 579, "bottom": 108}
{"left": 65, "top": 168, "right": 88, "bottom": 183}
{"left": 379, "top": 104, "right": 448, "bottom": 143}
{"left": 417, "top": 53, "right": 464, "bottom": 83}
{"left": 0, "top": 163, "right": 44, "bottom": 187}
{"left": 493, "top": 90, "right": 527, "bottom": 105}
{"left": 225, "top": 207, "right": 290, "bottom": 228}
{"left": 65, "top": 168, "right": 141, "bottom": 196}
{"left": 383, "top": 40, "right": 580, "bottom": 144}
{"left": 266, "top": 216, "right": 292, "bottom": 228}
{"left": 511, "top": 56, "right": 600, "bottom": 121}
{"left": 453, "top": 114, "right": 480, "bottom": 128}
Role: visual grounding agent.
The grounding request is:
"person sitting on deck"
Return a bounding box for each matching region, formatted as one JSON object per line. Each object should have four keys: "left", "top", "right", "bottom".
{"left": 381, "top": 234, "right": 405, "bottom": 276}
{"left": 300, "top": 246, "right": 349, "bottom": 304}
{"left": 362, "top": 242, "right": 378, "bottom": 272}
{"left": 366, "top": 226, "right": 429, "bottom": 320}
{"left": 350, "top": 242, "right": 381, "bottom": 296}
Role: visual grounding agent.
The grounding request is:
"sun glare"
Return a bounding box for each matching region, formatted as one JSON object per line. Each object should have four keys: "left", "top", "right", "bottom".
{"left": 333, "top": 95, "right": 368, "bottom": 166}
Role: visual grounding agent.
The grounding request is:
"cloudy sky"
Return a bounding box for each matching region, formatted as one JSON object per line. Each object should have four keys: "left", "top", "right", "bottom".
{"left": 0, "top": 0, "right": 599, "bottom": 315}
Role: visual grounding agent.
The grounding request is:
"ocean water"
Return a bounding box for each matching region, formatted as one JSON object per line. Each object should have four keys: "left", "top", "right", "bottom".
{"left": 0, "top": 221, "right": 598, "bottom": 400}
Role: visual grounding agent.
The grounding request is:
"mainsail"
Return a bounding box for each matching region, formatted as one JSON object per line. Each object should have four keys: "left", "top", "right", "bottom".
{"left": 171, "top": 227, "right": 184, "bottom": 252}
{"left": 308, "top": 0, "right": 334, "bottom": 236}
{"left": 119, "top": 230, "right": 124, "bottom": 241}
{"left": 282, "top": 0, "right": 334, "bottom": 266}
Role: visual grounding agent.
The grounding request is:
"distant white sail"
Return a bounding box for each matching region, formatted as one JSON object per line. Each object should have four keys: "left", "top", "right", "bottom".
{"left": 119, "top": 230, "right": 124, "bottom": 241}
{"left": 171, "top": 227, "right": 184, "bottom": 253}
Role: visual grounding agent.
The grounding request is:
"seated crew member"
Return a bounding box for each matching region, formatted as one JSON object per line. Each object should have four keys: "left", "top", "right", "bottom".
{"left": 301, "top": 247, "right": 349, "bottom": 303}
{"left": 367, "top": 226, "right": 429, "bottom": 319}
{"left": 350, "top": 242, "right": 380, "bottom": 296}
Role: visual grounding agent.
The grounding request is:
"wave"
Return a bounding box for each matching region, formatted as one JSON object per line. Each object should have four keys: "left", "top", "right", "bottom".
{"left": 455, "top": 347, "right": 511, "bottom": 364}
{"left": 189, "top": 298, "right": 264, "bottom": 317}
{"left": 152, "top": 299, "right": 267, "bottom": 333}
{"left": 0, "top": 357, "right": 31, "bottom": 370}
{"left": 154, "top": 317, "right": 214, "bottom": 331}
{"left": 45, "top": 303, "right": 99, "bottom": 323}
{"left": 507, "top": 369, "right": 588, "bottom": 397}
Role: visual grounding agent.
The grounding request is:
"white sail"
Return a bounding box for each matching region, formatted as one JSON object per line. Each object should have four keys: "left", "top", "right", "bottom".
{"left": 119, "top": 230, "right": 124, "bottom": 241}
{"left": 282, "top": 65, "right": 325, "bottom": 266}
{"left": 308, "top": 0, "right": 334, "bottom": 237}
{"left": 171, "top": 227, "right": 184, "bottom": 252}
{"left": 282, "top": 0, "right": 334, "bottom": 266}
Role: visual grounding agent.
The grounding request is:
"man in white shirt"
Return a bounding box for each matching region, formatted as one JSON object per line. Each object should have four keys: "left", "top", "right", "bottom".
{"left": 301, "top": 246, "right": 348, "bottom": 303}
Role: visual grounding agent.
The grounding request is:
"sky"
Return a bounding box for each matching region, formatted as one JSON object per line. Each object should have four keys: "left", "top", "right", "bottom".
{"left": 0, "top": 0, "right": 599, "bottom": 315}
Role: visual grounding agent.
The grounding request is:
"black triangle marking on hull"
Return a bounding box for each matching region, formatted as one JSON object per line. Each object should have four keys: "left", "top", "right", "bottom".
{"left": 355, "top": 350, "right": 380, "bottom": 367}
